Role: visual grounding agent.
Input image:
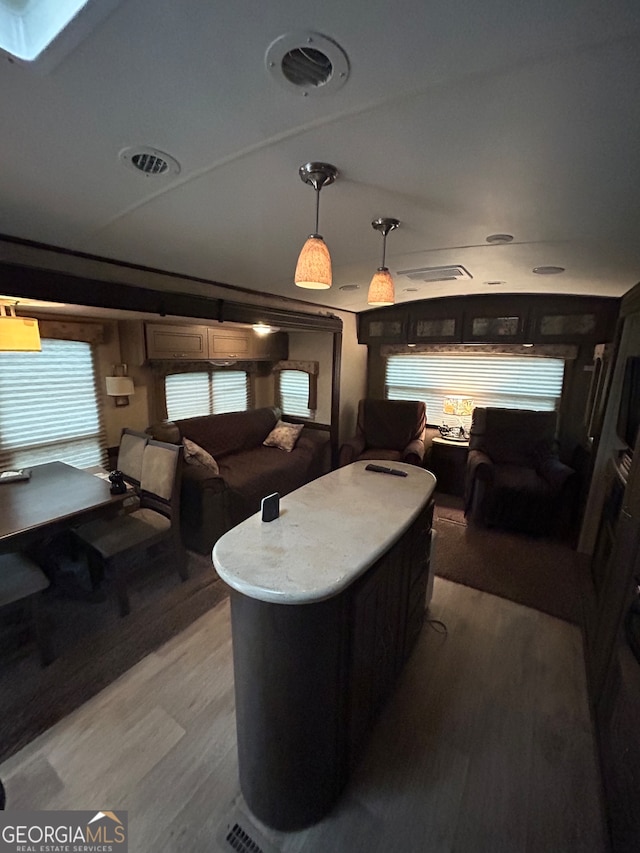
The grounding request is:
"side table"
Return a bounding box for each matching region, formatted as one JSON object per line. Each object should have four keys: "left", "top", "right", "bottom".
{"left": 429, "top": 436, "right": 470, "bottom": 496}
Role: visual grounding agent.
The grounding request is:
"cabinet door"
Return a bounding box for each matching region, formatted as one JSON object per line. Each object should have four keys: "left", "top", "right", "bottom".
{"left": 145, "top": 323, "right": 209, "bottom": 359}
{"left": 347, "top": 535, "right": 409, "bottom": 762}
{"left": 462, "top": 312, "right": 526, "bottom": 343}
{"left": 207, "top": 327, "right": 251, "bottom": 358}
{"left": 358, "top": 307, "right": 409, "bottom": 344}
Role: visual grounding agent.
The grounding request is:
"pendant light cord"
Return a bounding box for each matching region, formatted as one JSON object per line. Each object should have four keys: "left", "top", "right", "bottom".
{"left": 314, "top": 187, "right": 321, "bottom": 236}
{"left": 380, "top": 232, "right": 387, "bottom": 269}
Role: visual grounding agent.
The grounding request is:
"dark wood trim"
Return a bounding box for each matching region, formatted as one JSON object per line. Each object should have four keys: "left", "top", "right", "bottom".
{"left": 331, "top": 330, "right": 342, "bottom": 468}
{"left": 0, "top": 260, "right": 342, "bottom": 333}
{"left": 0, "top": 233, "right": 356, "bottom": 318}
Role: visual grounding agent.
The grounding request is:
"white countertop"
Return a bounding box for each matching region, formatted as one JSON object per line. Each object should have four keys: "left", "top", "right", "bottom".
{"left": 212, "top": 460, "right": 436, "bottom": 604}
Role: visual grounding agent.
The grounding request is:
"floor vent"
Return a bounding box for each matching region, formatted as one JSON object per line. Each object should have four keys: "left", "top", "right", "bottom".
{"left": 217, "top": 807, "right": 279, "bottom": 853}
{"left": 396, "top": 264, "right": 473, "bottom": 283}
{"left": 225, "top": 822, "right": 263, "bottom": 853}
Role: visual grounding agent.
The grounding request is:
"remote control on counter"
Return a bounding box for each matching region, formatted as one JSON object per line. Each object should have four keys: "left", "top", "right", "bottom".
{"left": 365, "top": 463, "right": 408, "bottom": 477}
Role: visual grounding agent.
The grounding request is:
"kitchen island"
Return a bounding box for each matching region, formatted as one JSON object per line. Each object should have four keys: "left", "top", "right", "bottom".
{"left": 213, "top": 460, "right": 436, "bottom": 830}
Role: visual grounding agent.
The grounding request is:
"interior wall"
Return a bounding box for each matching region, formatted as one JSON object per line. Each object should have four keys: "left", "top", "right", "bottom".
{"left": 94, "top": 320, "right": 147, "bottom": 447}
{"left": 286, "top": 330, "right": 334, "bottom": 425}
{"left": 337, "top": 313, "right": 368, "bottom": 443}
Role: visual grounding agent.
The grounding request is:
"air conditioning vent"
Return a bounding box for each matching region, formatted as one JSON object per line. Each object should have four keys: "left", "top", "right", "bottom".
{"left": 119, "top": 146, "right": 181, "bottom": 177}
{"left": 396, "top": 265, "right": 473, "bottom": 283}
{"left": 265, "top": 31, "right": 349, "bottom": 96}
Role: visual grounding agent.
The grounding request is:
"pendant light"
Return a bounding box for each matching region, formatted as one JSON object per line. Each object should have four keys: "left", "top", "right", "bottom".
{"left": 294, "top": 162, "right": 338, "bottom": 290}
{"left": 0, "top": 302, "right": 41, "bottom": 351}
{"left": 368, "top": 218, "right": 400, "bottom": 306}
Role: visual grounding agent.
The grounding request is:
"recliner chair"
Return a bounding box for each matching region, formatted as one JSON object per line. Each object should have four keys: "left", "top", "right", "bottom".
{"left": 464, "top": 407, "right": 575, "bottom": 536}
{"left": 338, "top": 399, "right": 427, "bottom": 467}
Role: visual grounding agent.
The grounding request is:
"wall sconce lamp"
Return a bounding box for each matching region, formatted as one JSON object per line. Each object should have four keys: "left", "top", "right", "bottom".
{"left": 295, "top": 162, "right": 338, "bottom": 290}
{"left": 0, "top": 301, "right": 41, "bottom": 352}
{"left": 368, "top": 218, "right": 400, "bottom": 307}
{"left": 106, "top": 364, "right": 135, "bottom": 407}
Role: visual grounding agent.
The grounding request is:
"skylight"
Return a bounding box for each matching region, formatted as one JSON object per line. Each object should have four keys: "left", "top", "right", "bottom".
{"left": 0, "top": 0, "right": 92, "bottom": 61}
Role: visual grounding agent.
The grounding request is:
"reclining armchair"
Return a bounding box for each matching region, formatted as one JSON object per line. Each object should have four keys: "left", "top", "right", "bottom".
{"left": 464, "top": 407, "right": 576, "bottom": 536}
{"left": 338, "top": 399, "right": 427, "bottom": 467}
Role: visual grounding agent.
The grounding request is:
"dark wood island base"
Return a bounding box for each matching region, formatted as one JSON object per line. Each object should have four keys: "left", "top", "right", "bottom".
{"left": 226, "top": 497, "right": 434, "bottom": 830}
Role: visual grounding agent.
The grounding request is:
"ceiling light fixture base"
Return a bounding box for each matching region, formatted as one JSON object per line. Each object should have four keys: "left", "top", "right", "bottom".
{"left": 372, "top": 217, "right": 400, "bottom": 238}
{"left": 299, "top": 162, "right": 338, "bottom": 191}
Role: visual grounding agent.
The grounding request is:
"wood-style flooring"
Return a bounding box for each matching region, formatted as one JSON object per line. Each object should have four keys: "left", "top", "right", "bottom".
{"left": 0, "top": 578, "right": 607, "bottom": 853}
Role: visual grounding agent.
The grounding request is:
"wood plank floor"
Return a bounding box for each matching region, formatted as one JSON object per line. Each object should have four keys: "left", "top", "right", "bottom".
{"left": 0, "top": 578, "right": 608, "bottom": 853}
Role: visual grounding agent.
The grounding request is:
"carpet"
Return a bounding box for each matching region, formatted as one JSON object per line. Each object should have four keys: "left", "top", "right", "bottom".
{"left": 432, "top": 493, "right": 590, "bottom": 625}
{"left": 0, "top": 549, "right": 229, "bottom": 763}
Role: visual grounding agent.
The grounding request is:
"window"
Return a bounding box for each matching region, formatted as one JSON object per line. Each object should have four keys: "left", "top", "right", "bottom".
{"left": 165, "top": 370, "right": 248, "bottom": 420}
{"left": 0, "top": 338, "right": 106, "bottom": 469}
{"left": 385, "top": 353, "right": 565, "bottom": 428}
{"left": 278, "top": 369, "right": 314, "bottom": 419}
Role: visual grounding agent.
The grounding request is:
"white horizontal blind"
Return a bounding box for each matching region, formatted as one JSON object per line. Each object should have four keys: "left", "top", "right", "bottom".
{"left": 0, "top": 339, "right": 106, "bottom": 470}
{"left": 165, "top": 370, "right": 248, "bottom": 420}
{"left": 386, "top": 354, "right": 565, "bottom": 428}
{"left": 279, "top": 369, "right": 313, "bottom": 419}
{"left": 211, "top": 371, "right": 249, "bottom": 414}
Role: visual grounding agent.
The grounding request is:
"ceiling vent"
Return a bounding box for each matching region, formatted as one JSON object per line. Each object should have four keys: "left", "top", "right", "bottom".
{"left": 265, "top": 32, "right": 349, "bottom": 96}
{"left": 119, "top": 146, "right": 181, "bottom": 177}
{"left": 396, "top": 264, "right": 473, "bottom": 283}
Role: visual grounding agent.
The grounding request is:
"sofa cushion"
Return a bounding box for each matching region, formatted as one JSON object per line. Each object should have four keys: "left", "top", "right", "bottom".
{"left": 183, "top": 437, "right": 219, "bottom": 474}
{"left": 263, "top": 420, "right": 304, "bottom": 452}
{"left": 219, "top": 445, "right": 313, "bottom": 518}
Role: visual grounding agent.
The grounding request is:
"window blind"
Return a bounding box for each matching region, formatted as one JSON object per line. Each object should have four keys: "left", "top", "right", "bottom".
{"left": 279, "top": 369, "right": 313, "bottom": 419}
{"left": 0, "top": 339, "right": 106, "bottom": 470}
{"left": 385, "top": 354, "right": 565, "bottom": 427}
{"left": 165, "top": 370, "right": 248, "bottom": 420}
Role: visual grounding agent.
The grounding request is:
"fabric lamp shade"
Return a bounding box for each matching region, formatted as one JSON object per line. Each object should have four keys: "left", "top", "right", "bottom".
{"left": 443, "top": 397, "right": 474, "bottom": 417}
{"left": 106, "top": 376, "right": 135, "bottom": 396}
{"left": 295, "top": 236, "right": 332, "bottom": 289}
{"left": 367, "top": 268, "right": 395, "bottom": 307}
{"left": 0, "top": 305, "right": 41, "bottom": 352}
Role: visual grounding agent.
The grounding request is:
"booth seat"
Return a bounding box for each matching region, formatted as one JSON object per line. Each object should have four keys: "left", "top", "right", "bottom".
{"left": 148, "top": 407, "right": 330, "bottom": 553}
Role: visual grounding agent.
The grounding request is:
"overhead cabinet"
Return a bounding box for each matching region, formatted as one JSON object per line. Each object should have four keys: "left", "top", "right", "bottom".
{"left": 143, "top": 322, "right": 288, "bottom": 361}
{"left": 145, "top": 323, "right": 209, "bottom": 359}
{"left": 358, "top": 295, "right": 620, "bottom": 347}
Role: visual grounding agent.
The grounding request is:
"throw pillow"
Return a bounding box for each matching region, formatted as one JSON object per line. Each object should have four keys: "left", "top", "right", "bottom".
{"left": 263, "top": 420, "right": 304, "bottom": 452}
{"left": 182, "top": 437, "right": 219, "bottom": 474}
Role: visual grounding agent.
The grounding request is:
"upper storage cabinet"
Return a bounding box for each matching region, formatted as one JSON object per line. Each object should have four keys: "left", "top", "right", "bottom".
{"left": 529, "top": 300, "right": 619, "bottom": 344}
{"left": 358, "top": 306, "right": 408, "bottom": 344}
{"left": 145, "top": 323, "right": 209, "bottom": 359}
{"left": 358, "top": 294, "right": 620, "bottom": 347}
{"left": 462, "top": 311, "right": 527, "bottom": 343}
{"left": 208, "top": 327, "right": 287, "bottom": 360}
{"left": 208, "top": 327, "right": 251, "bottom": 358}
{"left": 136, "top": 322, "right": 288, "bottom": 361}
{"left": 410, "top": 302, "right": 461, "bottom": 343}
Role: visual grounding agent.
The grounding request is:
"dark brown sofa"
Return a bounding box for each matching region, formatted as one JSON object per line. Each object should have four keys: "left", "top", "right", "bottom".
{"left": 464, "top": 407, "right": 576, "bottom": 536}
{"left": 148, "top": 407, "right": 330, "bottom": 553}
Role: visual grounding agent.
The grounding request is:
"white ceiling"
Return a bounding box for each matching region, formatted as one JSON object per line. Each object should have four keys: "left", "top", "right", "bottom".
{"left": 1, "top": 0, "right": 639, "bottom": 314}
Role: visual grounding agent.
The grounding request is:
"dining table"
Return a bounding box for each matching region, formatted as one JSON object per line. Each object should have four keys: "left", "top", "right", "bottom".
{"left": 0, "top": 461, "right": 128, "bottom": 554}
